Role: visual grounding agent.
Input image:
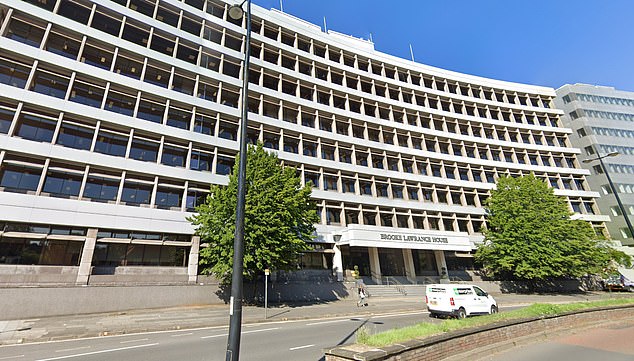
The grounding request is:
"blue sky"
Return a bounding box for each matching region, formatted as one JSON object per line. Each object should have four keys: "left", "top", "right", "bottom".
{"left": 251, "top": 0, "right": 634, "bottom": 92}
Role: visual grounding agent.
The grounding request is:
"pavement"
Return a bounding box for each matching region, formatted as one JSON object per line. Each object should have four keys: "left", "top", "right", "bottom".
{"left": 1, "top": 291, "right": 633, "bottom": 346}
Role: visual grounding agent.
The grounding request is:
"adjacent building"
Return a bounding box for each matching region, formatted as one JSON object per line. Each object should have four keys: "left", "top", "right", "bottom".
{"left": 555, "top": 84, "right": 634, "bottom": 247}
{"left": 0, "top": 0, "right": 607, "bottom": 286}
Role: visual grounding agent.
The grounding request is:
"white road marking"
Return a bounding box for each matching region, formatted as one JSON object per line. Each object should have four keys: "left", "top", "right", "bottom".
{"left": 35, "top": 343, "right": 159, "bottom": 361}
{"left": 119, "top": 338, "right": 150, "bottom": 344}
{"left": 170, "top": 332, "right": 193, "bottom": 337}
{"left": 200, "top": 327, "right": 280, "bottom": 339}
{"left": 55, "top": 346, "right": 90, "bottom": 353}
{"left": 289, "top": 344, "right": 314, "bottom": 351}
{"left": 305, "top": 319, "right": 350, "bottom": 326}
{"left": 0, "top": 355, "right": 24, "bottom": 360}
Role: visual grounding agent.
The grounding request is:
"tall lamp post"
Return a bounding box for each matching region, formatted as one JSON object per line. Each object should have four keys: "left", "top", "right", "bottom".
{"left": 582, "top": 150, "right": 634, "bottom": 240}
{"left": 225, "top": 1, "right": 251, "bottom": 360}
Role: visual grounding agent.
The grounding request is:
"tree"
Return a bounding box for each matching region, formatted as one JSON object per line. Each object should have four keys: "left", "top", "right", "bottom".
{"left": 475, "top": 174, "right": 630, "bottom": 281}
{"left": 189, "top": 143, "right": 319, "bottom": 284}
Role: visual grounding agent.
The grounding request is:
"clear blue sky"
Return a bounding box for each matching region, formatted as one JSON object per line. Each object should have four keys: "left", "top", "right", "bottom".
{"left": 252, "top": 0, "right": 634, "bottom": 92}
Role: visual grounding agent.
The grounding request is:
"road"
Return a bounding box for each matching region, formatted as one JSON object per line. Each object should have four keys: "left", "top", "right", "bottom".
{"left": 476, "top": 316, "right": 634, "bottom": 361}
{"left": 0, "top": 310, "right": 438, "bottom": 361}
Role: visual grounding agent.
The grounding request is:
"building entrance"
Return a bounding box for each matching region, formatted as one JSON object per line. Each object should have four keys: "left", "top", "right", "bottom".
{"left": 378, "top": 248, "right": 406, "bottom": 276}
{"left": 340, "top": 246, "right": 371, "bottom": 276}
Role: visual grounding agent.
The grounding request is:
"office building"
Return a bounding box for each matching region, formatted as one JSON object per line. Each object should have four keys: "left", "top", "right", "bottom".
{"left": 555, "top": 84, "right": 634, "bottom": 247}
{"left": 0, "top": 0, "right": 607, "bottom": 285}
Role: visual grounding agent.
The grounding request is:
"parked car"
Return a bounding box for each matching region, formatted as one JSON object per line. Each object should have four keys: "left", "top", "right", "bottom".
{"left": 603, "top": 269, "right": 634, "bottom": 292}
{"left": 425, "top": 284, "right": 498, "bottom": 319}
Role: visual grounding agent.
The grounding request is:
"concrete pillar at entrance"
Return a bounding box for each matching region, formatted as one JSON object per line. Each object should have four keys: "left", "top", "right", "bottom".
{"left": 188, "top": 236, "right": 200, "bottom": 284}
{"left": 75, "top": 228, "right": 98, "bottom": 285}
{"left": 402, "top": 249, "right": 416, "bottom": 283}
{"left": 434, "top": 250, "right": 449, "bottom": 283}
{"left": 368, "top": 247, "right": 382, "bottom": 284}
{"left": 332, "top": 244, "right": 344, "bottom": 281}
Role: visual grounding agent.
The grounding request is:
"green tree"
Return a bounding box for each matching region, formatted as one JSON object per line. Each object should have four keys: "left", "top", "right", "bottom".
{"left": 189, "top": 143, "right": 319, "bottom": 283}
{"left": 475, "top": 174, "right": 630, "bottom": 281}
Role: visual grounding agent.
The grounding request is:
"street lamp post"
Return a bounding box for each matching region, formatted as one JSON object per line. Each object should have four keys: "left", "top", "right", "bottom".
{"left": 225, "top": 1, "right": 251, "bottom": 360}
{"left": 583, "top": 150, "right": 634, "bottom": 240}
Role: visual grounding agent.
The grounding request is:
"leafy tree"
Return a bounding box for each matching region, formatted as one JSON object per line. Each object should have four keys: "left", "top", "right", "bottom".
{"left": 475, "top": 174, "right": 630, "bottom": 280}
{"left": 189, "top": 143, "right": 319, "bottom": 283}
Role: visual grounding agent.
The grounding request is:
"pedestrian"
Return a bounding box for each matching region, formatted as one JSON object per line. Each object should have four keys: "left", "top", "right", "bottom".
{"left": 357, "top": 284, "right": 368, "bottom": 307}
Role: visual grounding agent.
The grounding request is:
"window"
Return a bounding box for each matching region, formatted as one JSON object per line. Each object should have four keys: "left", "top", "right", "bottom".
{"left": 105, "top": 89, "right": 136, "bottom": 116}
{"left": 83, "top": 175, "right": 119, "bottom": 202}
{"left": 94, "top": 130, "right": 128, "bottom": 157}
{"left": 80, "top": 41, "right": 114, "bottom": 70}
{"left": 216, "top": 154, "right": 234, "bottom": 175}
{"left": 137, "top": 97, "right": 166, "bottom": 123}
{"left": 69, "top": 79, "right": 105, "bottom": 108}
{"left": 30, "top": 69, "right": 70, "bottom": 99}
{"left": 15, "top": 113, "right": 57, "bottom": 143}
{"left": 0, "top": 238, "right": 83, "bottom": 266}
{"left": 161, "top": 145, "right": 187, "bottom": 167}
{"left": 190, "top": 150, "right": 213, "bottom": 172}
{"left": 120, "top": 181, "right": 152, "bottom": 206}
{"left": 0, "top": 165, "right": 41, "bottom": 193}
{"left": 0, "top": 58, "right": 31, "bottom": 89}
{"left": 6, "top": 17, "right": 46, "bottom": 47}
{"left": 166, "top": 106, "right": 191, "bottom": 130}
{"left": 42, "top": 170, "right": 82, "bottom": 198}
{"left": 129, "top": 138, "right": 159, "bottom": 162}
{"left": 56, "top": 121, "right": 94, "bottom": 150}
{"left": 45, "top": 30, "right": 81, "bottom": 59}
{"left": 155, "top": 187, "right": 182, "bottom": 209}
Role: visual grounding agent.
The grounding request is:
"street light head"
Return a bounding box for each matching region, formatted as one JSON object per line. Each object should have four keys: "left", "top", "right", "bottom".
{"left": 607, "top": 151, "right": 620, "bottom": 157}
{"left": 228, "top": 4, "right": 244, "bottom": 20}
{"left": 581, "top": 159, "right": 592, "bottom": 164}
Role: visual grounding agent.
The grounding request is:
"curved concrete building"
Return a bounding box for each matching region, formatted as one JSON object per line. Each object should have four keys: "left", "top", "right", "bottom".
{"left": 0, "top": 0, "right": 607, "bottom": 285}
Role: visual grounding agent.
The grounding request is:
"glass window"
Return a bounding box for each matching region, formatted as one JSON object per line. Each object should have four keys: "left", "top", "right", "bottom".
{"left": 144, "top": 64, "right": 170, "bottom": 88}
{"left": 190, "top": 151, "right": 213, "bottom": 172}
{"left": 94, "top": 131, "right": 128, "bottom": 157}
{"left": 105, "top": 89, "right": 136, "bottom": 116}
{"left": 193, "top": 113, "right": 215, "bottom": 135}
{"left": 0, "top": 238, "right": 83, "bottom": 266}
{"left": 42, "top": 170, "right": 82, "bottom": 198}
{"left": 30, "top": 69, "right": 70, "bottom": 99}
{"left": 83, "top": 175, "right": 119, "bottom": 202}
{"left": 113, "top": 53, "right": 143, "bottom": 80}
{"left": 80, "top": 42, "right": 114, "bottom": 70}
{"left": 166, "top": 106, "right": 191, "bottom": 130}
{"left": 58, "top": 0, "right": 91, "bottom": 24}
{"left": 155, "top": 187, "right": 182, "bottom": 209}
{"left": 69, "top": 80, "right": 105, "bottom": 108}
{"left": 6, "top": 18, "right": 45, "bottom": 47}
{"left": 186, "top": 189, "right": 208, "bottom": 211}
{"left": 0, "top": 58, "right": 30, "bottom": 89}
{"left": 45, "top": 31, "right": 81, "bottom": 59}
{"left": 121, "top": 181, "right": 152, "bottom": 205}
{"left": 91, "top": 9, "right": 122, "bottom": 36}
{"left": 216, "top": 154, "right": 234, "bottom": 175}
{"left": 0, "top": 107, "right": 15, "bottom": 134}
{"left": 15, "top": 113, "right": 57, "bottom": 142}
{"left": 161, "top": 145, "right": 187, "bottom": 167}
{"left": 129, "top": 138, "right": 159, "bottom": 162}
{"left": 56, "top": 121, "right": 94, "bottom": 150}
{"left": 136, "top": 97, "right": 165, "bottom": 123}
{"left": 0, "top": 165, "right": 41, "bottom": 193}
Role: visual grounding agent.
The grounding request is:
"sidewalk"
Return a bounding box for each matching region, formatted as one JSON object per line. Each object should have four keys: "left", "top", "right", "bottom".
{"left": 1, "top": 291, "right": 632, "bottom": 345}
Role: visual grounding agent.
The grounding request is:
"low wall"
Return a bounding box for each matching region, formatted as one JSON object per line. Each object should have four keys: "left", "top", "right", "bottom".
{"left": 0, "top": 279, "right": 352, "bottom": 320}
{"left": 324, "top": 305, "right": 634, "bottom": 361}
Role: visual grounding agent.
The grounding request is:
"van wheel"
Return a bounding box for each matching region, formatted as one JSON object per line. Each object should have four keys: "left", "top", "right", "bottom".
{"left": 457, "top": 308, "right": 466, "bottom": 319}
{"left": 429, "top": 312, "right": 437, "bottom": 318}
{"left": 490, "top": 305, "right": 498, "bottom": 314}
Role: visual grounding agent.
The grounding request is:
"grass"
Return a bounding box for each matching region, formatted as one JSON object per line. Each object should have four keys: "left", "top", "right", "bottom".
{"left": 357, "top": 297, "right": 634, "bottom": 347}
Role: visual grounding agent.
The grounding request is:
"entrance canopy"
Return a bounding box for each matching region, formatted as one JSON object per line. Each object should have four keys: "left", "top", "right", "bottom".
{"left": 336, "top": 225, "right": 472, "bottom": 252}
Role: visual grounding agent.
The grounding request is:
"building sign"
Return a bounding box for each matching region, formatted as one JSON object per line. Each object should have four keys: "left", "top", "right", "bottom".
{"left": 337, "top": 226, "right": 472, "bottom": 251}
{"left": 380, "top": 233, "right": 449, "bottom": 244}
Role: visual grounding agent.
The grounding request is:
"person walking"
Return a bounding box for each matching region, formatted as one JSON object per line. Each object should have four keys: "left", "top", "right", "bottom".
{"left": 357, "top": 284, "right": 368, "bottom": 307}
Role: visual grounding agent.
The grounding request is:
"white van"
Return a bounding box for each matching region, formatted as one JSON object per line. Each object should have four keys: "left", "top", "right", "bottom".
{"left": 425, "top": 284, "right": 498, "bottom": 319}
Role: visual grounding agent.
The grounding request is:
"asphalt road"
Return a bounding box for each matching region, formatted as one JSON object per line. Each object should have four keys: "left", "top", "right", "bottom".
{"left": 0, "top": 310, "right": 436, "bottom": 361}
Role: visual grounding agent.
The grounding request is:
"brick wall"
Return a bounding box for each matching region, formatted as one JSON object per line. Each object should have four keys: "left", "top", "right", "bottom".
{"left": 324, "top": 305, "right": 634, "bottom": 361}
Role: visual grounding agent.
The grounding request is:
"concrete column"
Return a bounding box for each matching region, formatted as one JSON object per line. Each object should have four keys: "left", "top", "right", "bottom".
{"left": 434, "top": 250, "right": 449, "bottom": 283}
{"left": 332, "top": 244, "right": 344, "bottom": 282}
{"left": 75, "top": 228, "right": 98, "bottom": 285}
{"left": 188, "top": 236, "right": 200, "bottom": 284}
{"left": 402, "top": 249, "right": 416, "bottom": 283}
{"left": 368, "top": 247, "right": 382, "bottom": 284}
